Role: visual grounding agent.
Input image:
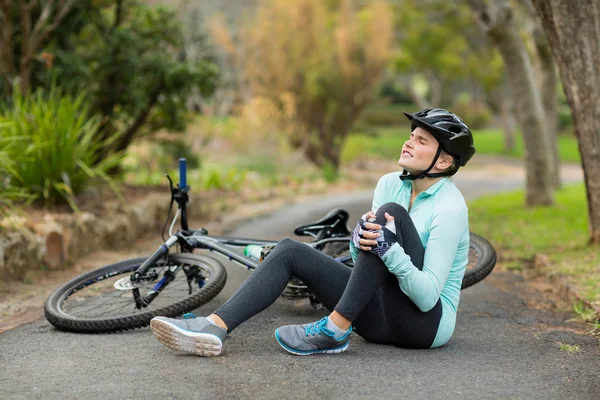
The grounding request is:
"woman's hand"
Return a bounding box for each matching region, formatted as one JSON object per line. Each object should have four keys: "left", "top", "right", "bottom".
{"left": 369, "top": 213, "right": 397, "bottom": 257}
{"left": 351, "top": 211, "right": 371, "bottom": 249}
{"left": 351, "top": 211, "right": 378, "bottom": 251}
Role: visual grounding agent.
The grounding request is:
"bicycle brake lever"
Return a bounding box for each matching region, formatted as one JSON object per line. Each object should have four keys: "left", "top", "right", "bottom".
{"left": 165, "top": 174, "right": 174, "bottom": 189}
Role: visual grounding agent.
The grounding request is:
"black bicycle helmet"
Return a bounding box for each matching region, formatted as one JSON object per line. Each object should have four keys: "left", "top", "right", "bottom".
{"left": 400, "top": 108, "right": 475, "bottom": 181}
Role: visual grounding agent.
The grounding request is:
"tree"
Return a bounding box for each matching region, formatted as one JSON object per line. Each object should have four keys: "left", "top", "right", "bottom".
{"left": 531, "top": 0, "right": 600, "bottom": 244}
{"left": 0, "top": 0, "right": 75, "bottom": 95}
{"left": 213, "top": 0, "right": 393, "bottom": 173}
{"left": 0, "top": 1, "right": 218, "bottom": 164}
{"left": 393, "top": 0, "right": 503, "bottom": 110}
{"left": 518, "top": 0, "right": 561, "bottom": 189}
{"left": 468, "top": 0, "right": 555, "bottom": 206}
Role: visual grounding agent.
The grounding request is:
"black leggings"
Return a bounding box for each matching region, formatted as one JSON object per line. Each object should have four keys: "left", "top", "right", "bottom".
{"left": 214, "top": 202, "right": 443, "bottom": 349}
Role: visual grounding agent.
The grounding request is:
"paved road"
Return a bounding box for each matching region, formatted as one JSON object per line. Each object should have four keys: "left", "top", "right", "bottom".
{"left": 1, "top": 169, "right": 599, "bottom": 399}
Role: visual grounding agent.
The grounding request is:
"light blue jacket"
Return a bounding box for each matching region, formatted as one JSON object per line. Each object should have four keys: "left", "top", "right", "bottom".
{"left": 350, "top": 173, "right": 469, "bottom": 348}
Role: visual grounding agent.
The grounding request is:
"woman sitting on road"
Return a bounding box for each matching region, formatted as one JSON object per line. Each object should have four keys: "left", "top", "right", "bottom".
{"left": 150, "top": 108, "right": 476, "bottom": 356}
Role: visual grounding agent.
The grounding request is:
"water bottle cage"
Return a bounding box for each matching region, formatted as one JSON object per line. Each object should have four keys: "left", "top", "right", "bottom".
{"left": 260, "top": 244, "right": 277, "bottom": 262}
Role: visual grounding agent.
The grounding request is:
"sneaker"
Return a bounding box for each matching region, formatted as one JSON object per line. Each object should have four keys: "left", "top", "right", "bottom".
{"left": 274, "top": 317, "right": 352, "bottom": 356}
{"left": 150, "top": 313, "right": 228, "bottom": 357}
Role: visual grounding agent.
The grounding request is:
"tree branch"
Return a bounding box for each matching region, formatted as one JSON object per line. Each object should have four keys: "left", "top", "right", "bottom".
{"left": 113, "top": 83, "right": 164, "bottom": 154}
{"left": 31, "top": 0, "right": 74, "bottom": 52}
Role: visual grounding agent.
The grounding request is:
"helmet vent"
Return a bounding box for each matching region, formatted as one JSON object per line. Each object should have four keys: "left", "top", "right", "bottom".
{"left": 448, "top": 125, "right": 463, "bottom": 133}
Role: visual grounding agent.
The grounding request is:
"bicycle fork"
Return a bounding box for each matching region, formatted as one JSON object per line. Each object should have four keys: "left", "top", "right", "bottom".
{"left": 130, "top": 235, "right": 179, "bottom": 309}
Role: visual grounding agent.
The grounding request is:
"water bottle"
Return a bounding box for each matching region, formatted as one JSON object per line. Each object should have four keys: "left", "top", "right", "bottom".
{"left": 244, "top": 244, "right": 264, "bottom": 261}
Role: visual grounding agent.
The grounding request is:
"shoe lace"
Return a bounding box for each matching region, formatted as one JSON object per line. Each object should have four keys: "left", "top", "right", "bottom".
{"left": 304, "top": 317, "right": 334, "bottom": 337}
{"left": 183, "top": 313, "right": 196, "bottom": 319}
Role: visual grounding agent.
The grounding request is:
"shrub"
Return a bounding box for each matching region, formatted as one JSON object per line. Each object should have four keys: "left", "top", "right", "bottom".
{"left": 200, "top": 165, "right": 247, "bottom": 191}
{"left": 341, "top": 134, "right": 373, "bottom": 164}
{"left": 358, "top": 103, "right": 413, "bottom": 127}
{"left": 0, "top": 88, "right": 122, "bottom": 211}
{"left": 451, "top": 97, "right": 493, "bottom": 129}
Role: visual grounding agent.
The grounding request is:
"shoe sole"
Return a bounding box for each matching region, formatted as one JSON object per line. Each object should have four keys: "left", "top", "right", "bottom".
{"left": 274, "top": 330, "right": 349, "bottom": 356}
{"left": 150, "top": 319, "right": 223, "bottom": 357}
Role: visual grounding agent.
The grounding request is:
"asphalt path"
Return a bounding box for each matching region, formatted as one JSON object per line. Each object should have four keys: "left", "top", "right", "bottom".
{"left": 1, "top": 171, "right": 599, "bottom": 399}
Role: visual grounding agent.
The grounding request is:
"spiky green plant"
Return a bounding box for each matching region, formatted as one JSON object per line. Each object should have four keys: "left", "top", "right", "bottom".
{"left": 0, "top": 87, "right": 122, "bottom": 211}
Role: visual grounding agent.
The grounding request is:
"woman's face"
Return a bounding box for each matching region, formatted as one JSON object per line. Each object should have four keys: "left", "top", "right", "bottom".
{"left": 398, "top": 127, "right": 447, "bottom": 173}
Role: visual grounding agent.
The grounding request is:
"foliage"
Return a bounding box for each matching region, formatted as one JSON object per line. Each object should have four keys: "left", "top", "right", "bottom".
{"left": 0, "top": 87, "right": 121, "bottom": 210}
{"left": 0, "top": 0, "right": 78, "bottom": 95}
{"left": 0, "top": 126, "right": 34, "bottom": 222}
{"left": 358, "top": 102, "right": 415, "bottom": 127}
{"left": 341, "top": 126, "right": 581, "bottom": 165}
{"left": 392, "top": 0, "right": 504, "bottom": 106}
{"left": 200, "top": 164, "right": 247, "bottom": 191}
{"left": 468, "top": 184, "right": 600, "bottom": 307}
{"left": 212, "top": 0, "right": 394, "bottom": 173}
{"left": 341, "top": 133, "right": 373, "bottom": 164}
{"left": 1, "top": 1, "right": 218, "bottom": 165}
{"left": 451, "top": 94, "right": 493, "bottom": 129}
{"left": 471, "top": 129, "right": 580, "bottom": 162}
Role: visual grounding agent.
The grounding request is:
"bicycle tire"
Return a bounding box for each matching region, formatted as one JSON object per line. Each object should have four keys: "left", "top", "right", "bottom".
{"left": 327, "top": 232, "right": 496, "bottom": 290}
{"left": 461, "top": 233, "right": 496, "bottom": 290}
{"left": 44, "top": 253, "right": 227, "bottom": 333}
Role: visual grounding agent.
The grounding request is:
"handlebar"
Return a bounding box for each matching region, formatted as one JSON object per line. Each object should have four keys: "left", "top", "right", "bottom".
{"left": 179, "top": 158, "right": 187, "bottom": 189}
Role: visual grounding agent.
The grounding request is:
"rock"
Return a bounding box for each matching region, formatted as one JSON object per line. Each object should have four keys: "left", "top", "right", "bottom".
{"left": 0, "top": 230, "right": 45, "bottom": 281}
{"left": 31, "top": 217, "right": 65, "bottom": 270}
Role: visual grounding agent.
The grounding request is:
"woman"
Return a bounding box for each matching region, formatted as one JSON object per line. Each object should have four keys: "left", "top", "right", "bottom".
{"left": 150, "top": 108, "right": 475, "bottom": 356}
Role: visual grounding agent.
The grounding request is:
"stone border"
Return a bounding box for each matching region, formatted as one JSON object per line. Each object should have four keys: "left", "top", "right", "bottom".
{"left": 0, "top": 178, "right": 346, "bottom": 282}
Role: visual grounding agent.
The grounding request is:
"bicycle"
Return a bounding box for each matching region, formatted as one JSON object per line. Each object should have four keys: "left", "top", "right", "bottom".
{"left": 44, "top": 159, "right": 497, "bottom": 333}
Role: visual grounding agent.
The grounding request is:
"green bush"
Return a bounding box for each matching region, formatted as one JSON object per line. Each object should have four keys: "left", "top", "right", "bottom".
{"left": 0, "top": 88, "right": 122, "bottom": 211}
{"left": 358, "top": 103, "right": 413, "bottom": 127}
{"left": 341, "top": 134, "right": 372, "bottom": 164}
{"left": 451, "top": 97, "right": 493, "bottom": 129}
{"left": 321, "top": 161, "right": 339, "bottom": 183}
{"left": 200, "top": 165, "right": 247, "bottom": 191}
{"left": 155, "top": 138, "right": 201, "bottom": 172}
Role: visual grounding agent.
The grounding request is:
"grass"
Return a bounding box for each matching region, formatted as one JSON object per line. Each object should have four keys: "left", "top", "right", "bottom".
{"left": 468, "top": 183, "right": 600, "bottom": 310}
{"left": 471, "top": 129, "right": 580, "bottom": 163}
{"left": 558, "top": 343, "right": 581, "bottom": 355}
{"left": 342, "top": 127, "right": 581, "bottom": 164}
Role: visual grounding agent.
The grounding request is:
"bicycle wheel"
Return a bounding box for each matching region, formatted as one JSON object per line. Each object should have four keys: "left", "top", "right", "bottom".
{"left": 44, "top": 253, "right": 227, "bottom": 333}
{"left": 461, "top": 233, "right": 496, "bottom": 290}
{"left": 326, "top": 232, "right": 496, "bottom": 290}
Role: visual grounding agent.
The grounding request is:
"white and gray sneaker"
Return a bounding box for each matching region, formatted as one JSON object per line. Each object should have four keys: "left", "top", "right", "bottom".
{"left": 275, "top": 317, "right": 352, "bottom": 355}
{"left": 150, "top": 313, "right": 227, "bottom": 357}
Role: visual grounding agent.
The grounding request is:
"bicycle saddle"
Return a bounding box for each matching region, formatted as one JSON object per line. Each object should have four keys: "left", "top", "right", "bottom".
{"left": 294, "top": 208, "right": 351, "bottom": 237}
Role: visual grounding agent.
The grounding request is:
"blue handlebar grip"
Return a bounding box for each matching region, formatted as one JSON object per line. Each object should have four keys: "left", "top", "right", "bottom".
{"left": 179, "top": 158, "right": 187, "bottom": 188}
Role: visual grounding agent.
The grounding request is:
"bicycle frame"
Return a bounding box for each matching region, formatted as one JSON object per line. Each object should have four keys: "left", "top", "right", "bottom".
{"left": 129, "top": 158, "right": 351, "bottom": 308}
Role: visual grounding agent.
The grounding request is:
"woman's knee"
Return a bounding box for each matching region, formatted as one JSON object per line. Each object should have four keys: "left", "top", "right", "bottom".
{"left": 276, "top": 238, "right": 303, "bottom": 251}
{"left": 375, "top": 202, "right": 409, "bottom": 221}
{"left": 267, "top": 238, "right": 305, "bottom": 260}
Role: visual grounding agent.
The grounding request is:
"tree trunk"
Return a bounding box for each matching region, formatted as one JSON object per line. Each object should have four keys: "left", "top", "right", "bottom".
{"left": 532, "top": 0, "right": 600, "bottom": 244}
{"left": 535, "top": 35, "right": 561, "bottom": 188}
{"left": 468, "top": 0, "right": 555, "bottom": 206}
{"left": 500, "top": 97, "right": 517, "bottom": 153}
{"left": 521, "top": 0, "right": 561, "bottom": 188}
{"left": 0, "top": 0, "right": 15, "bottom": 95}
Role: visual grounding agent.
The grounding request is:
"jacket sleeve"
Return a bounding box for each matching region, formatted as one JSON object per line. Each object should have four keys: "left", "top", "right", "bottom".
{"left": 381, "top": 205, "right": 468, "bottom": 312}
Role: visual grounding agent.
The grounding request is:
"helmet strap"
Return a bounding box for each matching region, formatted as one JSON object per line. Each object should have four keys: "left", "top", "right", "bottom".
{"left": 399, "top": 146, "right": 460, "bottom": 181}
